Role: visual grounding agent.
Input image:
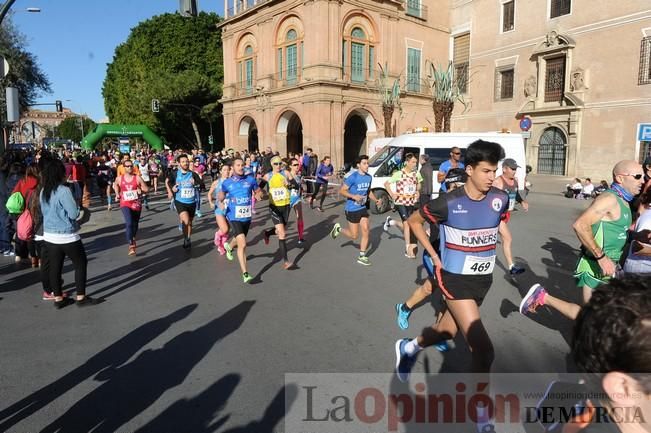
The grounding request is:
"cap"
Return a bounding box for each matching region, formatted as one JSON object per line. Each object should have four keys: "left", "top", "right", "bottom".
{"left": 445, "top": 168, "right": 467, "bottom": 185}
{"left": 271, "top": 156, "right": 283, "bottom": 165}
{"left": 502, "top": 158, "right": 520, "bottom": 169}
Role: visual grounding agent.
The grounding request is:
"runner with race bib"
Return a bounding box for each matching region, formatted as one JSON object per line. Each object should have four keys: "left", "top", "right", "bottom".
{"left": 113, "top": 161, "right": 149, "bottom": 255}
{"left": 165, "top": 154, "right": 202, "bottom": 249}
{"left": 218, "top": 157, "right": 263, "bottom": 283}
{"left": 262, "top": 156, "right": 294, "bottom": 269}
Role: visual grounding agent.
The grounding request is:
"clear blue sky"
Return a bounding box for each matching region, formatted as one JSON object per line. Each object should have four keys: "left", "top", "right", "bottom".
{"left": 12, "top": 0, "right": 223, "bottom": 122}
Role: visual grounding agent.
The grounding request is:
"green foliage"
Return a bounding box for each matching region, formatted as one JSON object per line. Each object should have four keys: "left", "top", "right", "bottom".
{"left": 375, "top": 62, "right": 401, "bottom": 108}
{"left": 102, "top": 12, "right": 223, "bottom": 148}
{"left": 0, "top": 17, "right": 51, "bottom": 122}
{"left": 56, "top": 116, "right": 97, "bottom": 143}
{"left": 427, "top": 61, "right": 465, "bottom": 107}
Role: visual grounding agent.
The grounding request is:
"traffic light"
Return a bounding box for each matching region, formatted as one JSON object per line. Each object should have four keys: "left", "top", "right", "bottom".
{"left": 151, "top": 99, "right": 160, "bottom": 113}
{"left": 55, "top": 100, "right": 63, "bottom": 112}
{"left": 179, "top": 0, "right": 198, "bottom": 16}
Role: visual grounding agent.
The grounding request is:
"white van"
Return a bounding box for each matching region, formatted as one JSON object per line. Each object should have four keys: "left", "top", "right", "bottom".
{"left": 366, "top": 132, "right": 527, "bottom": 213}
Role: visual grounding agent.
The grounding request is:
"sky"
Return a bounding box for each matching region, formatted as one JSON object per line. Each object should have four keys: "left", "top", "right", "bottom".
{"left": 11, "top": 0, "right": 223, "bottom": 122}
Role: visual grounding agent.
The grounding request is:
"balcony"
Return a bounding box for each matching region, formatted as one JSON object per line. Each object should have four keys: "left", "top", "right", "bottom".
{"left": 405, "top": 2, "right": 428, "bottom": 20}
{"left": 224, "top": 0, "right": 275, "bottom": 20}
{"left": 234, "top": 80, "right": 256, "bottom": 97}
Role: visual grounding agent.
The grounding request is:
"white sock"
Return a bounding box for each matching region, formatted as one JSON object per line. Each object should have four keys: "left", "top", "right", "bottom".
{"left": 389, "top": 220, "right": 396, "bottom": 226}
{"left": 404, "top": 339, "right": 423, "bottom": 356}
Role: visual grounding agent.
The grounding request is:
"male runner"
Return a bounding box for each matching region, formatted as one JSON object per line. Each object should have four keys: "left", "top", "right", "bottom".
{"left": 394, "top": 140, "right": 508, "bottom": 406}
{"left": 437, "top": 146, "right": 464, "bottom": 192}
{"left": 383, "top": 153, "right": 422, "bottom": 258}
{"left": 262, "top": 156, "right": 294, "bottom": 269}
{"left": 218, "top": 157, "right": 263, "bottom": 283}
{"left": 113, "top": 161, "right": 149, "bottom": 255}
{"left": 165, "top": 154, "right": 202, "bottom": 249}
{"left": 520, "top": 160, "right": 643, "bottom": 320}
{"left": 492, "top": 158, "right": 527, "bottom": 275}
{"left": 329, "top": 155, "right": 381, "bottom": 266}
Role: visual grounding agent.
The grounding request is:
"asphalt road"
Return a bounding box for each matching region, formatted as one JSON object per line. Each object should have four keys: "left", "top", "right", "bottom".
{"left": 0, "top": 187, "right": 590, "bottom": 433}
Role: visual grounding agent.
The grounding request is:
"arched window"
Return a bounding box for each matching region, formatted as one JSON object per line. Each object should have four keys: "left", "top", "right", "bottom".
{"left": 343, "top": 26, "right": 374, "bottom": 83}
{"left": 277, "top": 28, "right": 303, "bottom": 85}
{"left": 237, "top": 43, "right": 256, "bottom": 94}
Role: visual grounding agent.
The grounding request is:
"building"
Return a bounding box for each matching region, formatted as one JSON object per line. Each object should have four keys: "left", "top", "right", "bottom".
{"left": 218, "top": 0, "right": 449, "bottom": 166}
{"left": 450, "top": 0, "right": 651, "bottom": 178}
{"left": 16, "top": 107, "right": 83, "bottom": 145}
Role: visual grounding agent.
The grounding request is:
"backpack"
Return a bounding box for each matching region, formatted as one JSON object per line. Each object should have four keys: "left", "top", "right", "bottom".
{"left": 17, "top": 208, "right": 34, "bottom": 241}
{"left": 6, "top": 191, "right": 25, "bottom": 214}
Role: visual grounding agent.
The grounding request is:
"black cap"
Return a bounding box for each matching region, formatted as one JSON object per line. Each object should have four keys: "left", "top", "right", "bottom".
{"left": 445, "top": 168, "right": 467, "bottom": 185}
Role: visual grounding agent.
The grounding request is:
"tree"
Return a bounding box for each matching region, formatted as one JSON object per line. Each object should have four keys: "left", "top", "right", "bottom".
{"left": 56, "top": 116, "right": 97, "bottom": 143}
{"left": 0, "top": 17, "right": 51, "bottom": 137}
{"left": 373, "top": 62, "right": 401, "bottom": 138}
{"left": 103, "top": 12, "right": 223, "bottom": 149}
{"left": 427, "top": 61, "right": 466, "bottom": 132}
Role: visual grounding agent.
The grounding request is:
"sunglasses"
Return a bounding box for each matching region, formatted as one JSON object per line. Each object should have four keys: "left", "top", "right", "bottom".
{"left": 622, "top": 173, "right": 644, "bottom": 180}
{"left": 273, "top": 162, "right": 282, "bottom": 166}
{"left": 124, "top": 164, "right": 133, "bottom": 168}
{"left": 452, "top": 152, "right": 461, "bottom": 155}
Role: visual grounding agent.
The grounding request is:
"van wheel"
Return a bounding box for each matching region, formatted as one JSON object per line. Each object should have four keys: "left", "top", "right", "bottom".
{"left": 370, "top": 189, "right": 390, "bottom": 214}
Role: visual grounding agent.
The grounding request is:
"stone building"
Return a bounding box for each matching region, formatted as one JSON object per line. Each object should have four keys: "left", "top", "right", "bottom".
{"left": 16, "top": 108, "right": 81, "bottom": 145}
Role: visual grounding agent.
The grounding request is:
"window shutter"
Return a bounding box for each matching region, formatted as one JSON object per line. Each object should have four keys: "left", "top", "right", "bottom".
{"left": 278, "top": 48, "right": 283, "bottom": 80}
{"left": 453, "top": 33, "right": 470, "bottom": 65}
{"left": 369, "top": 46, "right": 374, "bottom": 79}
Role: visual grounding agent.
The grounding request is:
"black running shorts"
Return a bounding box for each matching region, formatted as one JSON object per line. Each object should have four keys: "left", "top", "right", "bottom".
{"left": 435, "top": 269, "right": 492, "bottom": 306}
{"left": 396, "top": 205, "right": 415, "bottom": 222}
{"left": 345, "top": 208, "right": 369, "bottom": 224}
{"left": 270, "top": 204, "right": 290, "bottom": 226}
{"left": 230, "top": 220, "right": 251, "bottom": 237}
{"left": 175, "top": 200, "right": 196, "bottom": 218}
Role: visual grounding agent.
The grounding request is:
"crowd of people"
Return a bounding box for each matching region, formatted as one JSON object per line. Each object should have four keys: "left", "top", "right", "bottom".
{"left": 2, "top": 140, "right": 650, "bottom": 433}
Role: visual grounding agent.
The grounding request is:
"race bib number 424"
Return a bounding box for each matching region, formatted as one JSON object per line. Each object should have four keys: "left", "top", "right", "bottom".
{"left": 235, "top": 205, "right": 252, "bottom": 219}
{"left": 462, "top": 255, "right": 495, "bottom": 275}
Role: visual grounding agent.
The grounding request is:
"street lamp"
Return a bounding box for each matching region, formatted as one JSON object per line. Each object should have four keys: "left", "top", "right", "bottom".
{"left": 0, "top": 1, "right": 41, "bottom": 26}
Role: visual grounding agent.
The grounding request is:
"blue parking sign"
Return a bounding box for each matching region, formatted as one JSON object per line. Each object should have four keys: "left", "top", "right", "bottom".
{"left": 638, "top": 124, "right": 651, "bottom": 141}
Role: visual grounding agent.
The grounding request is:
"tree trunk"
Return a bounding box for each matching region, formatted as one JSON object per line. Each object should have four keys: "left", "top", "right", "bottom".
{"left": 433, "top": 101, "right": 444, "bottom": 132}
{"left": 442, "top": 101, "right": 454, "bottom": 132}
{"left": 191, "top": 118, "right": 202, "bottom": 149}
{"left": 383, "top": 104, "right": 394, "bottom": 137}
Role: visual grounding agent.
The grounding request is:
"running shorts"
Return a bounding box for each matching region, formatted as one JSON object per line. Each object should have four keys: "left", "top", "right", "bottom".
{"left": 345, "top": 208, "right": 369, "bottom": 224}
{"left": 396, "top": 205, "right": 415, "bottom": 222}
{"left": 435, "top": 269, "right": 492, "bottom": 306}
{"left": 230, "top": 220, "right": 251, "bottom": 237}
{"left": 270, "top": 204, "right": 290, "bottom": 226}
{"left": 573, "top": 255, "right": 610, "bottom": 290}
{"left": 174, "top": 200, "right": 196, "bottom": 218}
{"left": 214, "top": 207, "right": 227, "bottom": 217}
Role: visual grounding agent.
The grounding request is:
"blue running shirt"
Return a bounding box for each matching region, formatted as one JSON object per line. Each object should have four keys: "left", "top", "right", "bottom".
{"left": 419, "top": 186, "right": 508, "bottom": 275}
{"left": 221, "top": 174, "right": 259, "bottom": 222}
{"left": 175, "top": 171, "right": 197, "bottom": 204}
{"left": 344, "top": 171, "right": 372, "bottom": 212}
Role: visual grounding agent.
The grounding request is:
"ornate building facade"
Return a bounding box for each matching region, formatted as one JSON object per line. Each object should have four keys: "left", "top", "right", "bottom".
{"left": 16, "top": 108, "right": 81, "bottom": 145}
{"left": 218, "top": 0, "right": 448, "bottom": 166}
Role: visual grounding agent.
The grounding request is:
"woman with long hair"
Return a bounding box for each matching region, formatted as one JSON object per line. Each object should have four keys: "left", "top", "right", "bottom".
{"left": 40, "top": 158, "right": 96, "bottom": 308}
{"left": 208, "top": 163, "right": 232, "bottom": 255}
{"left": 13, "top": 163, "right": 39, "bottom": 264}
{"left": 309, "top": 156, "right": 333, "bottom": 212}
{"left": 286, "top": 157, "right": 305, "bottom": 244}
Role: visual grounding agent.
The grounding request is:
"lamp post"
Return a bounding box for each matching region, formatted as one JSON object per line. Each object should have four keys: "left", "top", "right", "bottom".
{"left": 0, "top": 0, "right": 40, "bottom": 25}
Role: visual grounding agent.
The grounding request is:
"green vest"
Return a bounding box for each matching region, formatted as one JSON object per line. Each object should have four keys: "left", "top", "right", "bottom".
{"left": 591, "top": 190, "right": 631, "bottom": 262}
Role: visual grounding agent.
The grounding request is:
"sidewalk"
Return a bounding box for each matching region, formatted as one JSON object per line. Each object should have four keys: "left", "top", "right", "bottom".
{"left": 527, "top": 173, "right": 574, "bottom": 196}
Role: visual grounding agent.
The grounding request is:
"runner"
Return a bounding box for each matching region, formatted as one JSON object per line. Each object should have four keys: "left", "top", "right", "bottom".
{"left": 310, "top": 156, "right": 334, "bottom": 212}
{"left": 492, "top": 158, "right": 527, "bottom": 275}
{"left": 148, "top": 155, "right": 160, "bottom": 194}
{"left": 287, "top": 157, "right": 305, "bottom": 244}
{"left": 165, "top": 154, "right": 202, "bottom": 249}
{"left": 262, "top": 156, "right": 294, "bottom": 269}
{"left": 394, "top": 168, "right": 467, "bottom": 347}
{"left": 383, "top": 153, "right": 422, "bottom": 258}
{"left": 135, "top": 154, "right": 150, "bottom": 210}
{"left": 218, "top": 157, "right": 263, "bottom": 283}
{"left": 208, "top": 163, "right": 232, "bottom": 255}
{"left": 329, "top": 155, "right": 382, "bottom": 266}
{"left": 113, "top": 160, "right": 149, "bottom": 255}
{"left": 394, "top": 140, "right": 509, "bottom": 433}
{"left": 520, "top": 160, "right": 643, "bottom": 320}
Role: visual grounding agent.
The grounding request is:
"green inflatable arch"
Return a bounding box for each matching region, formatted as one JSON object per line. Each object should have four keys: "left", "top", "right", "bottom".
{"left": 81, "top": 124, "right": 163, "bottom": 150}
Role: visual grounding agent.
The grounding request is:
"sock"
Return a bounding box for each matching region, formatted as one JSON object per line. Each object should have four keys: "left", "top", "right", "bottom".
{"left": 509, "top": 263, "right": 515, "bottom": 269}
{"left": 107, "top": 195, "right": 112, "bottom": 206}
{"left": 389, "top": 219, "right": 396, "bottom": 226}
{"left": 359, "top": 250, "right": 366, "bottom": 257}
{"left": 401, "top": 303, "right": 412, "bottom": 312}
{"left": 297, "top": 220, "right": 304, "bottom": 239}
{"left": 279, "top": 239, "right": 288, "bottom": 261}
{"left": 219, "top": 232, "right": 228, "bottom": 247}
{"left": 404, "top": 339, "right": 423, "bottom": 356}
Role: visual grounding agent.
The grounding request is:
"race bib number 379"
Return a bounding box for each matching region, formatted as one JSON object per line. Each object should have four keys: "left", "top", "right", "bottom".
{"left": 462, "top": 255, "right": 495, "bottom": 275}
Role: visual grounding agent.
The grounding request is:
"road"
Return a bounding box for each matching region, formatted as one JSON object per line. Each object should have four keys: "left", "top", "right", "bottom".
{"left": 0, "top": 184, "right": 590, "bottom": 433}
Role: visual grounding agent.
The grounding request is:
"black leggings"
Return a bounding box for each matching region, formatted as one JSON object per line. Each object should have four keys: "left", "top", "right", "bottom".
{"left": 311, "top": 182, "right": 328, "bottom": 207}
{"left": 45, "top": 240, "right": 87, "bottom": 297}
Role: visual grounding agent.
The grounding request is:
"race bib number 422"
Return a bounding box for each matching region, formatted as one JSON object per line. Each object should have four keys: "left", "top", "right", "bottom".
{"left": 462, "top": 255, "right": 495, "bottom": 275}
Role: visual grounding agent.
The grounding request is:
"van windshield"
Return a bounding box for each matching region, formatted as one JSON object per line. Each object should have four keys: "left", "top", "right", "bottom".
{"left": 368, "top": 146, "right": 399, "bottom": 167}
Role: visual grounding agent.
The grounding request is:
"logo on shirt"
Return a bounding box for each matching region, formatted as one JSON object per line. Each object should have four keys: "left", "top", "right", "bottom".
{"left": 491, "top": 198, "right": 503, "bottom": 212}
{"left": 452, "top": 203, "right": 468, "bottom": 214}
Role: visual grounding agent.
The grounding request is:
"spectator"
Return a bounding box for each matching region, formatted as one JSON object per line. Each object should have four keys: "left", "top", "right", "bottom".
{"left": 12, "top": 164, "right": 39, "bottom": 263}
{"left": 582, "top": 178, "right": 595, "bottom": 199}
{"left": 437, "top": 147, "right": 464, "bottom": 193}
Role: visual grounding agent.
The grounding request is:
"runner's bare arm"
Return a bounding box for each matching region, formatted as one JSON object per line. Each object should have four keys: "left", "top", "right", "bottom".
{"left": 254, "top": 188, "right": 264, "bottom": 200}
{"left": 572, "top": 192, "right": 618, "bottom": 274}
{"left": 368, "top": 190, "right": 382, "bottom": 207}
{"left": 407, "top": 211, "right": 442, "bottom": 267}
{"left": 138, "top": 176, "right": 149, "bottom": 193}
{"left": 113, "top": 176, "right": 121, "bottom": 196}
{"left": 208, "top": 181, "right": 217, "bottom": 208}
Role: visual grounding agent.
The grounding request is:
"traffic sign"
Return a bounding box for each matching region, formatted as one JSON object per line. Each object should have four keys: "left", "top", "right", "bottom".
{"left": 151, "top": 99, "right": 160, "bottom": 113}
{"left": 638, "top": 124, "right": 651, "bottom": 142}
{"left": 208, "top": 135, "right": 214, "bottom": 145}
{"left": 519, "top": 117, "right": 532, "bottom": 132}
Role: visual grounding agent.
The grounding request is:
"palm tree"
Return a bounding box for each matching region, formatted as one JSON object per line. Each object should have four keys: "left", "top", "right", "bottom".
{"left": 427, "top": 61, "right": 466, "bottom": 132}
{"left": 374, "top": 62, "right": 401, "bottom": 137}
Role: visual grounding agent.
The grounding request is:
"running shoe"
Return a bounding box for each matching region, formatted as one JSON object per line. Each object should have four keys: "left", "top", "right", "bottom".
{"left": 383, "top": 216, "right": 393, "bottom": 232}
{"left": 316, "top": 207, "right": 324, "bottom": 212}
{"left": 145, "top": 203, "right": 150, "bottom": 210}
{"left": 42, "top": 291, "right": 56, "bottom": 300}
{"left": 76, "top": 296, "right": 99, "bottom": 307}
{"left": 224, "top": 243, "right": 234, "bottom": 261}
{"left": 509, "top": 264, "right": 526, "bottom": 275}
{"left": 3, "top": 248, "right": 15, "bottom": 257}
{"left": 433, "top": 341, "right": 450, "bottom": 352}
{"left": 519, "top": 283, "right": 547, "bottom": 316}
{"left": 128, "top": 245, "right": 136, "bottom": 256}
{"left": 297, "top": 238, "right": 305, "bottom": 245}
{"left": 329, "top": 223, "right": 341, "bottom": 239}
{"left": 242, "top": 272, "right": 253, "bottom": 283}
{"left": 395, "top": 303, "right": 411, "bottom": 330}
{"left": 395, "top": 338, "right": 417, "bottom": 383}
{"left": 182, "top": 237, "right": 191, "bottom": 249}
{"left": 196, "top": 210, "right": 203, "bottom": 218}
{"left": 357, "top": 256, "right": 371, "bottom": 266}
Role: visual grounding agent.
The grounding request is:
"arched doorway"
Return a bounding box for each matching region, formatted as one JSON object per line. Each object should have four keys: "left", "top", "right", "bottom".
{"left": 537, "top": 127, "right": 567, "bottom": 175}
{"left": 344, "top": 114, "right": 368, "bottom": 165}
{"left": 286, "top": 114, "right": 303, "bottom": 155}
{"left": 239, "top": 116, "right": 258, "bottom": 152}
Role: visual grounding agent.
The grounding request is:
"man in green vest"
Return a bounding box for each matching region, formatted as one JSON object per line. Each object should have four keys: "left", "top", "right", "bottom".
{"left": 519, "top": 160, "right": 644, "bottom": 320}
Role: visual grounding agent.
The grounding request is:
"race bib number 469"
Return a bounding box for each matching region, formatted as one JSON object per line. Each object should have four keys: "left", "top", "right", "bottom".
{"left": 462, "top": 255, "right": 495, "bottom": 275}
